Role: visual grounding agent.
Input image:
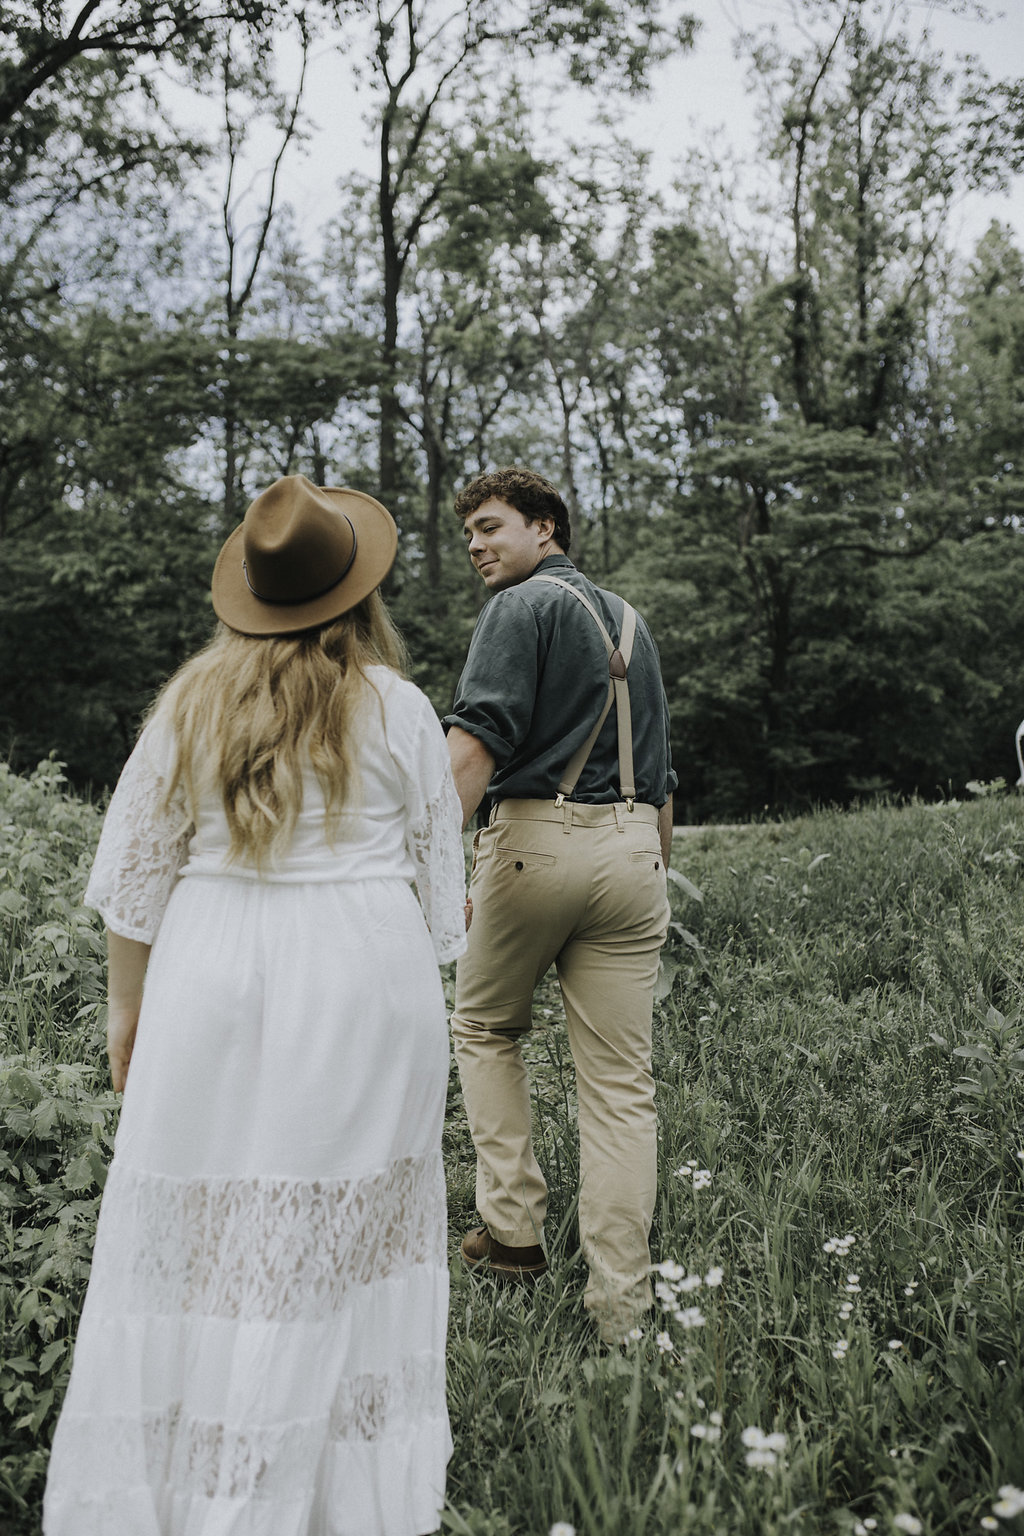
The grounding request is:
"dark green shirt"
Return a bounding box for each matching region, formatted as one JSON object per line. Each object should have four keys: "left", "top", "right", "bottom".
{"left": 443, "top": 554, "right": 677, "bottom": 806}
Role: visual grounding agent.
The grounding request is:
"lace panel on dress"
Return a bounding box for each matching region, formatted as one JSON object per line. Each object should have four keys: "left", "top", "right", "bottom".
{"left": 53, "top": 1355, "right": 446, "bottom": 1502}
{"left": 88, "top": 1154, "right": 447, "bottom": 1322}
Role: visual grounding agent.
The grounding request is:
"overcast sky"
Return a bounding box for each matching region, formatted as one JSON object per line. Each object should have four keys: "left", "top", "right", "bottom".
{"left": 198, "top": 0, "right": 1024, "bottom": 256}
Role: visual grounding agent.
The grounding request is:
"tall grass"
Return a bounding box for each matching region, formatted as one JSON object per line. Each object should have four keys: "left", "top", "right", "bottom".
{"left": 2, "top": 765, "right": 1023, "bottom": 1534}
{"left": 442, "top": 797, "right": 1024, "bottom": 1536}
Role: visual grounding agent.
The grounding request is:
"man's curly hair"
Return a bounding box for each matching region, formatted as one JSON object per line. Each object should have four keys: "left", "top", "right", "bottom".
{"left": 453, "top": 467, "right": 572, "bottom": 555}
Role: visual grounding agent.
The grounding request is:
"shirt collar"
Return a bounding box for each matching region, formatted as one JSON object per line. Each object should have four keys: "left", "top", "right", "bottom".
{"left": 530, "top": 553, "right": 576, "bottom": 576}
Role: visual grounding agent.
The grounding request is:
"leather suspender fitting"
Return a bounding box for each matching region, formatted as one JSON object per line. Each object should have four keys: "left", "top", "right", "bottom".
{"left": 528, "top": 574, "right": 638, "bottom": 811}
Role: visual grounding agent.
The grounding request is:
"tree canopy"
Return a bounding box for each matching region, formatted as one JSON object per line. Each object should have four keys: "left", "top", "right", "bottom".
{"left": 1, "top": 0, "right": 1022, "bottom": 817}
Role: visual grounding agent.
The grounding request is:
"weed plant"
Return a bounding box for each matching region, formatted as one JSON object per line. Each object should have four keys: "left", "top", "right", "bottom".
{"left": 2, "top": 764, "right": 1023, "bottom": 1534}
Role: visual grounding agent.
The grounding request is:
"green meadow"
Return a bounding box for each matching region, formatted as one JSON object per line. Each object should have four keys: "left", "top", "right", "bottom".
{"left": 3, "top": 760, "right": 1023, "bottom": 1535}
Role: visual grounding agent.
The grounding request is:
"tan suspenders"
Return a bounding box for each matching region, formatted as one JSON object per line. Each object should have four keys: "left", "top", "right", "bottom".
{"left": 528, "top": 574, "right": 637, "bottom": 811}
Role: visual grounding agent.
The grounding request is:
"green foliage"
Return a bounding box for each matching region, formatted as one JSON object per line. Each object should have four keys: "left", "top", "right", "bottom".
{"left": 0, "top": 760, "right": 115, "bottom": 1528}
{"left": 0, "top": 1059, "right": 118, "bottom": 1527}
{"left": 2, "top": 0, "right": 1024, "bottom": 824}
{"left": 443, "top": 794, "right": 1024, "bottom": 1535}
{"left": 2, "top": 769, "right": 1024, "bottom": 1532}
{"left": 0, "top": 759, "right": 107, "bottom": 1054}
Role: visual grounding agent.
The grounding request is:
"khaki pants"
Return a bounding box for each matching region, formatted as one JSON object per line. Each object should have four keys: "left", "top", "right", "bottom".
{"left": 451, "top": 798, "right": 670, "bottom": 1336}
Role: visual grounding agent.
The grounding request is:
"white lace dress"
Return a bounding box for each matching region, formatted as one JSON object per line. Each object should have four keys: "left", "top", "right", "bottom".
{"left": 43, "top": 667, "right": 467, "bottom": 1536}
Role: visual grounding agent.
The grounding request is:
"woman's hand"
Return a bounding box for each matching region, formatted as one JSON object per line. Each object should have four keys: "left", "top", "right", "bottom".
{"left": 107, "top": 1003, "right": 140, "bottom": 1093}
{"left": 464, "top": 897, "right": 473, "bottom": 931}
{"left": 105, "top": 931, "right": 152, "bottom": 1093}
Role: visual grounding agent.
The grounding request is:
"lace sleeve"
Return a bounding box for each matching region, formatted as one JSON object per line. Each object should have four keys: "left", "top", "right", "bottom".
{"left": 407, "top": 762, "right": 468, "bottom": 965}
{"left": 385, "top": 680, "right": 468, "bottom": 965}
{"left": 84, "top": 717, "right": 192, "bottom": 944}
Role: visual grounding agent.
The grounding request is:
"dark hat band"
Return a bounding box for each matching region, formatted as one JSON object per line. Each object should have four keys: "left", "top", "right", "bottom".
{"left": 242, "top": 519, "right": 358, "bottom": 606}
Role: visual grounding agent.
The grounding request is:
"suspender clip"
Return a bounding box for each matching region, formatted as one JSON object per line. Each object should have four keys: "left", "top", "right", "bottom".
{"left": 626, "top": 797, "right": 635, "bottom": 812}
{"left": 554, "top": 792, "right": 565, "bottom": 808}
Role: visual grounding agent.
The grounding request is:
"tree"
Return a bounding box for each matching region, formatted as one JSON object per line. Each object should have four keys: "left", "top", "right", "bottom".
{"left": 583, "top": 2, "right": 1024, "bottom": 815}
{"left": 947, "top": 222, "right": 1024, "bottom": 529}
{"left": 352, "top": 0, "right": 698, "bottom": 524}
{"left": 0, "top": 1, "right": 300, "bottom": 139}
{"left": 215, "top": 18, "right": 310, "bottom": 527}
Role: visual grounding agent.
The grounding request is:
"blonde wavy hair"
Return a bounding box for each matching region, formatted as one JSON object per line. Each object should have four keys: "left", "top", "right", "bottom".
{"left": 153, "top": 591, "right": 407, "bottom": 868}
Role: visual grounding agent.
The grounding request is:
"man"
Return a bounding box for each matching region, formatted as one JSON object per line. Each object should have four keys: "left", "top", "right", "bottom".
{"left": 443, "top": 465, "right": 676, "bottom": 1342}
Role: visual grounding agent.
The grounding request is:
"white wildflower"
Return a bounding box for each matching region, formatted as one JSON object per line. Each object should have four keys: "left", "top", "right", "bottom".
{"left": 741, "top": 1425, "right": 787, "bottom": 1469}
{"left": 655, "top": 1331, "right": 673, "bottom": 1354}
{"left": 690, "top": 1422, "right": 722, "bottom": 1443}
{"left": 709, "top": 1410, "right": 723, "bottom": 1426}
{"left": 831, "top": 1339, "right": 849, "bottom": 1361}
{"left": 893, "top": 1516, "right": 922, "bottom": 1534}
{"left": 692, "top": 1169, "right": 713, "bottom": 1190}
{"left": 994, "top": 1486, "right": 1024, "bottom": 1518}
{"left": 823, "top": 1233, "right": 856, "bottom": 1256}
{"left": 981, "top": 1519, "right": 999, "bottom": 1532}
{"left": 549, "top": 1524, "right": 576, "bottom": 1536}
{"left": 653, "top": 1259, "right": 685, "bottom": 1282}
{"left": 705, "top": 1266, "right": 725, "bottom": 1287}
{"left": 674, "top": 1306, "right": 706, "bottom": 1329}
{"left": 625, "top": 1326, "right": 643, "bottom": 1342}
{"left": 677, "top": 1273, "right": 703, "bottom": 1293}
{"left": 888, "top": 1339, "right": 903, "bottom": 1351}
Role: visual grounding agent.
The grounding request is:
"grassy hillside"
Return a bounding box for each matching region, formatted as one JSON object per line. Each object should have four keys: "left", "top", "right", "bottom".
{"left": 3, "top": 762, "right": 1023, "bottom": 1534}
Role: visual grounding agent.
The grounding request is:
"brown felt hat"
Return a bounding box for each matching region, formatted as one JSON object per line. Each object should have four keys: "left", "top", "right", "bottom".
{"left": 212, "top": 475, "right": 397, "bottom": 636}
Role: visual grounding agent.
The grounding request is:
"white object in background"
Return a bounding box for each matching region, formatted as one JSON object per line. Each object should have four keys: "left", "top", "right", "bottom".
{"left": 1016, "top": 718, "right": 1024, "bottom": 786}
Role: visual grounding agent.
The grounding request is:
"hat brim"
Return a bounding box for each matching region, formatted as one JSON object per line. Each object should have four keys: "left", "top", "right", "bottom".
{"left": 211, "top": 488, "right": 398, "bottom": 637}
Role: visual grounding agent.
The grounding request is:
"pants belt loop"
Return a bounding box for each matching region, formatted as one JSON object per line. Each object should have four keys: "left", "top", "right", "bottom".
{"left": 613, "top": 802, "right": 625, "bottom": 832}
{"left": 562, "top": 799, "right": 573, "bottom": 835}
{"left": 489, "top": 802, "right": 498, "bottom": 825}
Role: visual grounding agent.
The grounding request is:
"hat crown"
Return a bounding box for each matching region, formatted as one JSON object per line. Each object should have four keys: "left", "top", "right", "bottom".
{"left": 211, "top": 475, "right": 397, "bottom": 637}
{"left": 242, "top": 476, "right": 355, "bottom": 605}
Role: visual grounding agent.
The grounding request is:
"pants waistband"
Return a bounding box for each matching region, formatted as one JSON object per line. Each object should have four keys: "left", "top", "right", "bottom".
{"left": 490, "top": 798, "right": 659, "bottom": 828}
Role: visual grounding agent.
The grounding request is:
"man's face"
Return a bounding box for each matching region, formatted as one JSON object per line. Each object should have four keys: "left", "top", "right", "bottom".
{"left": 462, "top": 498, "right": 555, "bottom": 592}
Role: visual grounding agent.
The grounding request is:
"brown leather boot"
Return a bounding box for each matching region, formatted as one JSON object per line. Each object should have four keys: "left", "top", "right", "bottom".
{"left": 460, "top": 1225, "right": 547, "bottom": 1284}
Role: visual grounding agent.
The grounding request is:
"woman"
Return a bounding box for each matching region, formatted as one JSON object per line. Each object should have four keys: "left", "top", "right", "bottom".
{"left": 43, "top": 476, "right": 467, "bottom": 1536}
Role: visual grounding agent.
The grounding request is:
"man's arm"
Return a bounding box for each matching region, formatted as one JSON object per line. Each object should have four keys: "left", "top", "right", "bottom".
{"left": 447, "top": 726, "right": 496, "bottom": 829}
{"left": 659, "top": 793, "right": 674, "bottom": 867}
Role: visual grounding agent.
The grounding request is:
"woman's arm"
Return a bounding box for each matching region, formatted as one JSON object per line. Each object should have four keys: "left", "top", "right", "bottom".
{"left": 106, "top": 931, "right": 151, "bottom": 1092}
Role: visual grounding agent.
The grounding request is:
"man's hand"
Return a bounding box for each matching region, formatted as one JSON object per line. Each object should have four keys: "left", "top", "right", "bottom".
{"left": 659, "top": 794, "right": 674, "bottom": 867}
{"left": 447, "top": 727, "right": 496, "bottom": 829}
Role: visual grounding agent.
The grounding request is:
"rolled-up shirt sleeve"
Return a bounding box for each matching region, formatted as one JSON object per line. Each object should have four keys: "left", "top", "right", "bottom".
{"left": 442, "top": 592, "right": 541, "bottom": 767}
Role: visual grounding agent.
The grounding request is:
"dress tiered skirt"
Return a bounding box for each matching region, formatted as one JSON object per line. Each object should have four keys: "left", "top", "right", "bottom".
{"left": 44, "top": 873, "right": 452, "bottom": 1536}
